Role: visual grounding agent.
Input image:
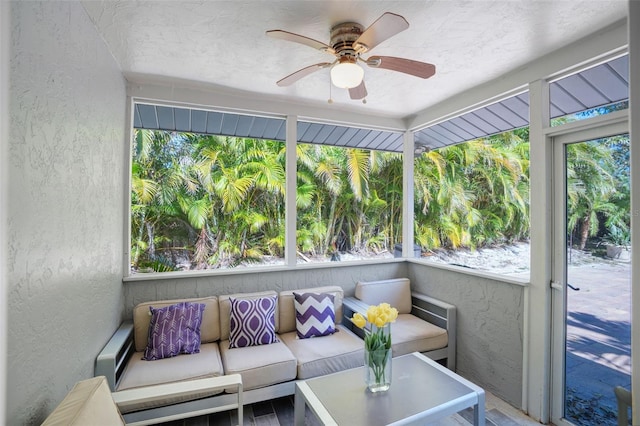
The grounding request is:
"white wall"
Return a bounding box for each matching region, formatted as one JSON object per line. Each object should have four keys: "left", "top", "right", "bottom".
{"left": 407, "top": 262, "right": 526, "bottom": 408}
{"left": 7, "top": 2, "right": 126, "bottom": 423}
{"left": 1, "top": 2, "right": 10, "bottom": 424}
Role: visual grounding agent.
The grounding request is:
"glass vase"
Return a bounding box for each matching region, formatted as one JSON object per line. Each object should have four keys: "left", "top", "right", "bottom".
{"left": 364, "top": 324, "right": 392, "bottom": 392}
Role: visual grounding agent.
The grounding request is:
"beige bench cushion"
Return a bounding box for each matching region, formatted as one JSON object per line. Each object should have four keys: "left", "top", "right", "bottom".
{"left": 278, "top": 286, "right": 344, "bottom": 334}
{"left": 218, "top": 291, "right": 279, "bottom": 340}
{"left": 219, "top": 339, "right": 297, "bottom": 391}
{"left": 390, "top": 314, "right": 449, "bottom": 356}
{"left": 116, "top": 341, "right": 224, "bottom": 406}
{"left": 116, "top": 343, "right": 224, "bottom": 413}
{"left": 355, "top": 278, "right": 412, "bottom": 314}
{"left": 42, "top": 376, "right": 124, "bottom": 425}
{"left": 279, "top": 325, "right": 364, "bottom": 379}
{"left": 132, "top": 297, "right": 220, "bottom": 352}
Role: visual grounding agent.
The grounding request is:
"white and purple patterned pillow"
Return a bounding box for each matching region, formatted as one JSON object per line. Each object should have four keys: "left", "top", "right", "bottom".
{"left": 142, "top": 301, "right": 205, "bottom": 361}
{"left": 228, "top": 296, "right": 279, "bottom": 348}
{"left": 294, "top": 292, "right": 336, "bottom": 339}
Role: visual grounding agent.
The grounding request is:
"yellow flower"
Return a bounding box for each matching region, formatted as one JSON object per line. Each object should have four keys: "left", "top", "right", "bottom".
{"left": 388, "top": 307, "right": 399, "bottom": 322}
{"left": 366, "top": 305, "right": 379, "bottom": 324}
{"left": 352, "top": 312, "right": 366, "bottom": 329}
{"left": 373, "top": 313, "right": 388, "bottom": 328}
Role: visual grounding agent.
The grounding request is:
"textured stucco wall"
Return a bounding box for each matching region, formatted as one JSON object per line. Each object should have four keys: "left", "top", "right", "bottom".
{"left": 408, "top": 262, "right": 525, "bottom": 407}
{"left": 7, "top": 2, "right": 125, "bottom": 424}
{"left": 124, "top": 262, "right": 408, "bottom": 318}
{"left": 1, "top": 3, "right": 10, "bottom": 423}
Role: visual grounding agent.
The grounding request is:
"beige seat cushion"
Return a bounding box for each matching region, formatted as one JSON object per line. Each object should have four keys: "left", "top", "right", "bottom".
{"left": 115, "top": 342, "right": 224, "bottom": 412}
{"left": 355, "top": 278, "right": 413, "bottom": 314}
{"left": 132, "top": 296, "right": 220, "bottom": 352}
{"left": 42, "top": 376, "right": 125, "bottom": 425}
{"left": 118, "top": 343, "right": 223, "bottom": 390}
{"left": 390, "top": 314, "right": 449, "bottom": 356}
{"left": 279, "top": 325, "right": 364, "bottom": 379}
{"left": 219, "top": 339, "right": 297, "bottom": 391}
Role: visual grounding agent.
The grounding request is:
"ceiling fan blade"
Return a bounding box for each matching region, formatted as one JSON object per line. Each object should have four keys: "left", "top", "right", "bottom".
{"left": 266, "top": 30, "right": 335, "bottom": 54}
{"left": 366, "top": 56, "right": 436, "bottom": 79}
{"left": 276, "top": 62, "right": 332, "bottom": 87}
{"left": 349, "top": 80, "right": 367, "bottom": 100}
{"left": 353, "top": 12, "right": 409, "bottom": 53}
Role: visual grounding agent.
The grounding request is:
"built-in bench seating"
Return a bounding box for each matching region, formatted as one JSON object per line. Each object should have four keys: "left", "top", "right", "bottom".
{"left": 92, "top": 281, "right": 455, "bottom": 424}
{"left": 342, "top": 278, "right": 456, "bottom": 370}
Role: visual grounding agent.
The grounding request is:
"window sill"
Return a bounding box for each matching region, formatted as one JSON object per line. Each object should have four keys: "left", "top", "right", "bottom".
{"left": 123, "top": 257, "right": 404, "bottom": 282}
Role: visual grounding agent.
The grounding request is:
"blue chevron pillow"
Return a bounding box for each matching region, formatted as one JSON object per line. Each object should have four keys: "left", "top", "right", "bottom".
{"left": 143, "top": 301, "right": 205, "bottom": 361}
{"left": 294, "top": 292, "right": 336, "bottom": 339}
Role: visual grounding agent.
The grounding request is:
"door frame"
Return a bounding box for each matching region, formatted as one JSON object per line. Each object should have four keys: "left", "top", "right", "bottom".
{"left": 549, "top": 116, "right": 629, "bottom": 425}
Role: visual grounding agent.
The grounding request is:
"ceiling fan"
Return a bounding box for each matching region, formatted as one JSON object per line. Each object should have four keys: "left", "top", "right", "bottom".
{"left": 266, "top": 12, "right": 436, "bottom": 101}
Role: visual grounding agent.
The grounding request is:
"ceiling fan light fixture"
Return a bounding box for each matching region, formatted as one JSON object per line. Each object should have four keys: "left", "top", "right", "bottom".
{"left": 330, "top": 61, "right": 364, "bottom": 89}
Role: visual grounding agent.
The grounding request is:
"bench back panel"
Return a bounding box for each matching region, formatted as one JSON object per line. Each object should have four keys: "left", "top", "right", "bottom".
{"left": 355, "top": 278, "right": 412, "bottom": 314}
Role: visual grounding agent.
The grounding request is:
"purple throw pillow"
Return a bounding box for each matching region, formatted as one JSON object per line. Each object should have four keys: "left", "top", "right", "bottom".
{"left": 294, "top": 292, "right": 336, "bottom": 339}
{"left": 143, "top": 301, "right": 205, "bottom": 361}
{"left": 228, "top": 296, "right": 279, "bottom": 348}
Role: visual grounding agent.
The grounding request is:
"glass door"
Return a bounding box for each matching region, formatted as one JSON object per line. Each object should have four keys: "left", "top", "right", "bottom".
{"left": 551, "top": 133, "right": 631, "bottom": 426}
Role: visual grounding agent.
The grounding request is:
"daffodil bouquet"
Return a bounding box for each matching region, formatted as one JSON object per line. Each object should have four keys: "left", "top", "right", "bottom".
{"left": 351, "top": 303, "right": 399, "bottom": 390}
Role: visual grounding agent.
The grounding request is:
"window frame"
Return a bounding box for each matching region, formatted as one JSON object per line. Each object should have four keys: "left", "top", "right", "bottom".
{"left": 124, "top": 101, "right": 407, "bottom": 279}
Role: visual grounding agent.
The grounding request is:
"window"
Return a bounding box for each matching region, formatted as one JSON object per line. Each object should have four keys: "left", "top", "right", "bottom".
{"left": 295, "top": 143, "right": 402, "bottom": 263}
{"left": 129, "top": 107, "right": 404, "bottom": 274}
{"left": 413, "top": 91, "right": 531, "bottom": 277}
{"left": 131, "top": 129, "right": 286, "bottom": 272}
{"left": 413, "top": 127, "right": 531, "bottom": 277}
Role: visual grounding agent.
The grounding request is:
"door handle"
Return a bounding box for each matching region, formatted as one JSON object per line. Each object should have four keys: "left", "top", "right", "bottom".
{"left": 550, "top": 281, "right": 580, "bottom": 291}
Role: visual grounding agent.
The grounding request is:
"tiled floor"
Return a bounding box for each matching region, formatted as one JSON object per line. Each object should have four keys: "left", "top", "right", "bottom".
{"left": 161, "top": 389, "right": 539, "bottom": 425}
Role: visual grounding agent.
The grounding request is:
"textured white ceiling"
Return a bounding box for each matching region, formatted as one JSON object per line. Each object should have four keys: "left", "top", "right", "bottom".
{"left": 81, "top": 0, "right": 628, "bottom": 119}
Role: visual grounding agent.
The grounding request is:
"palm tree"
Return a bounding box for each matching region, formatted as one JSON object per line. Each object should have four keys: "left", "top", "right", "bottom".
{"left": 414, "top": 128, "right": 530, "bottom": 251}
{"left": 131, "top": 129, "right": 195, "bottom": 270}
{"left": 192, "top": 135, "right": 286, "bottom": 267}
{"left": 566, "top": 139, "right": 619, "bottom": 250}
{"left": 131, "top": 126, "right": 539, "bottom": 271}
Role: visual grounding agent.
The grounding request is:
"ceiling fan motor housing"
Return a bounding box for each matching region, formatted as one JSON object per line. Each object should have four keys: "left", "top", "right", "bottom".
{"left": 330, "top": 22, "right": 364, "bottom": 58}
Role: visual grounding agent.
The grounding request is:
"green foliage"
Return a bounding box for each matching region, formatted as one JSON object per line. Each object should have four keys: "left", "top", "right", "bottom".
{"left": 130, "top": 128, "right": 530, "bottom": 271}
{"left": 566, "top": 135, "right": 630, "bottom": 250}
{"left": 603, "top": 224, "right": 630, "bottom": 247}
{"left": 414, "top": 128, "right": 530, "bottom": 251}
{"left": 130, "top": 125, "right": 629, "bottom": 273}
{"left": 138, "top": 256, "right": 178, "bottom": 273}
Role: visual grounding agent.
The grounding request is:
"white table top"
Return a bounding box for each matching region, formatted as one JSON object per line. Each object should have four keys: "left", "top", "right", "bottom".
{"left": 297, "top": 352, "right": 484, "bottom": 426}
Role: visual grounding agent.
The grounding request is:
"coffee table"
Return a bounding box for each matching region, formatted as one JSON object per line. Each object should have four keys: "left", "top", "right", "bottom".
{"left": 294, "top": 352, "right": 485, "bottom": 425}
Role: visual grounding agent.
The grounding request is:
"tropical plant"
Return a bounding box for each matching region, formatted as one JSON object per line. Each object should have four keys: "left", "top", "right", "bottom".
{"left": 130, "top": 125, "right": 627, "bottom": 273}
{"left": 131, "top": 126, "right": 535, "bottom": 272}
{"left": 566, "top": 138, "right": 625, "bottom": 250}
{"left": 414, "top": 128, "right": 530, "bottom": 252}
